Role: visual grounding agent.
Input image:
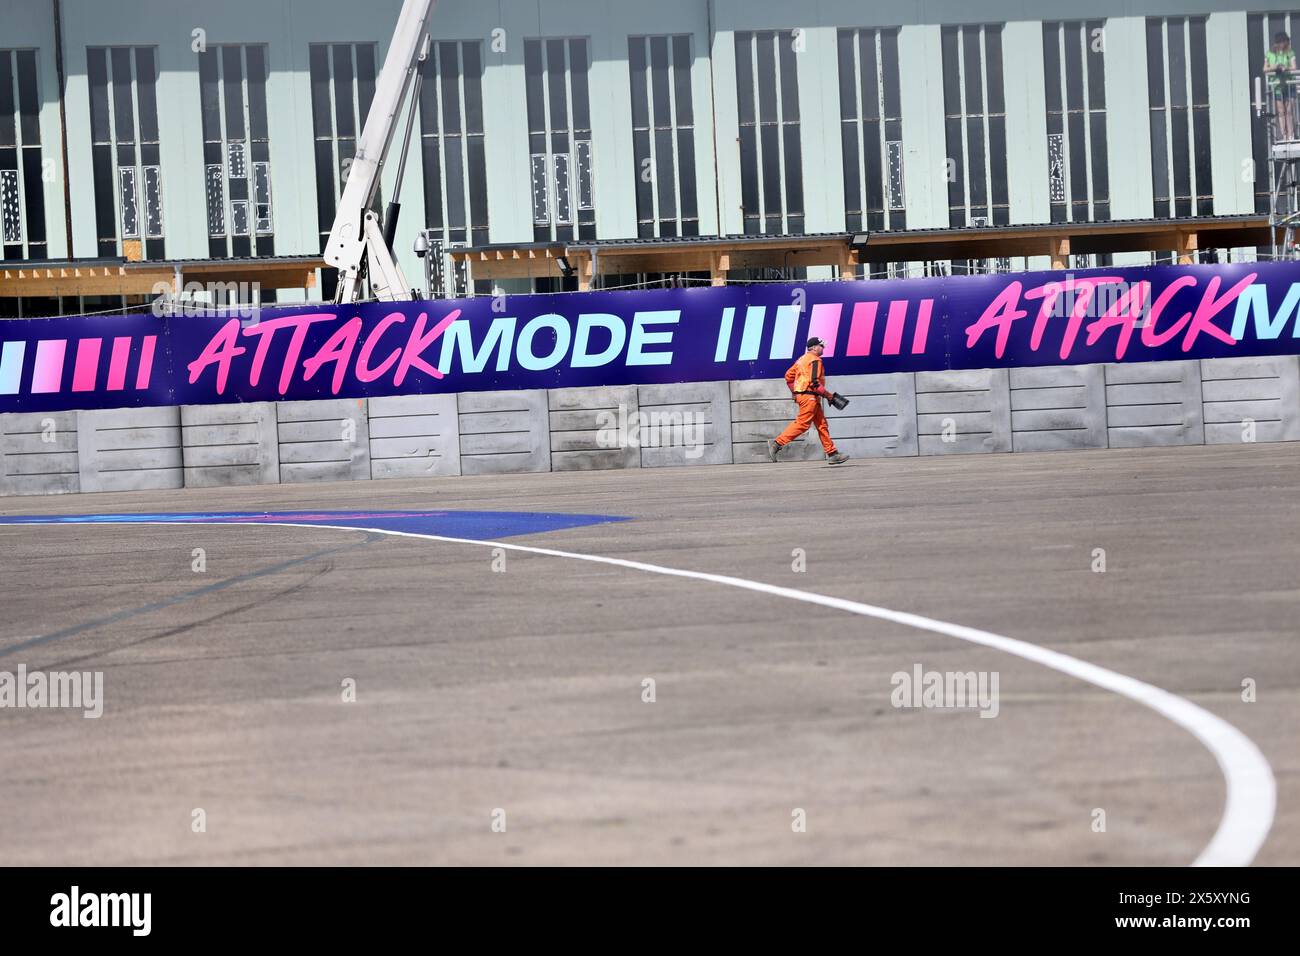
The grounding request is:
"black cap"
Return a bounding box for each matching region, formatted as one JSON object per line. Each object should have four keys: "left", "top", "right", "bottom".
{"left": 807, "top": 336, "right": 825, "bottom": 348}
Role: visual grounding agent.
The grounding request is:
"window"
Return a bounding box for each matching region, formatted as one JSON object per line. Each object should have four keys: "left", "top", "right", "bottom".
{"left": 524, "top": 38, "right": 594, "bottom": 242}
{"left": 838, "top": 27, "right": 905, "bottom": 233}
{"left": 1245, "top": 12, "right": 1300, "bottom": 214}
{"left": 940, "top": 24, "right": 1009, "bottom": 228}
{"left": 88, "top": 46, "right": 164, "bottom": 258}
{"left": 309, "top": 41, "right": 379, "bottom": 299}
{"left": 0, "top": 49, "right": 45, "bottom": 261}
{"left": 419, "top": 40, "right": 489, "bottom": 249}
{"left": 1043, "top": 21, "right": 1109, "bottom": 224}
{"left": 1146, "top": 16, "right": 1212, "bottom": 218}
{"left": 199, "top": 44, "right": 274, "bottom": 259}
{"left": 735, "top": 30, "right": 803, "bottom": 235}
{"left": 629, "top": 34, "right": 699, "bottom": 238}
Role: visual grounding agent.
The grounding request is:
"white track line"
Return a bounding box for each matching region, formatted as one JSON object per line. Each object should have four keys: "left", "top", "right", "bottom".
{"left": 77, "top": 519, "right": 1283, "bottom": 865}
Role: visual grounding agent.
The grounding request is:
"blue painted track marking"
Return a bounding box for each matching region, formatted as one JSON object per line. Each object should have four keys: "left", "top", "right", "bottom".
{"left": 0, "top": 510, "right": 630, "bottom": 539}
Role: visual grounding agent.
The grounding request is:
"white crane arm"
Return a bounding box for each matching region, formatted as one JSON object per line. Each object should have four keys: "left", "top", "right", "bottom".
{"left": 324, "top": 0, "right": 436, "bottom": 303}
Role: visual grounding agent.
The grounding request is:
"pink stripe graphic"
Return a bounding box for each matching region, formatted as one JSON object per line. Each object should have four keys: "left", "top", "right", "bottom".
{"left": 72, "top": 338, "right": 102, "bottom": 392}
{"left": 882, "top": 301, "right": 908, "bottom": 355}
{"left": 136, "top": 335, "right": 156, "bottom": 390}
{"left": 31, "top": 339, "right": 67, "bottom": 393}
{"left": 912, "top": 299, "right": 933, "bottom": 354}
{"left": 808, "top": 303, "right": 842, "bottom": 356}
{"left": 107, "top": 336, "right": 132, "bottom": 390}
{"left": 846, "top": 301, "right": 877, "bottom": 356}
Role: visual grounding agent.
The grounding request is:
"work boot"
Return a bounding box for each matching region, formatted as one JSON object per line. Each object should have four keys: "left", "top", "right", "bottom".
{"left": 766, "top": 439, "right": 782, "bottom": 462}
{"left": 827, "top": 450, "right": 850, "bottom": 465}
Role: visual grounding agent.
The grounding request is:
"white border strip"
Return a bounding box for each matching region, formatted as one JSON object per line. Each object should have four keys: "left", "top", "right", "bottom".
{"left": 42, "top": 519, "right": 1280, "bottom": 866}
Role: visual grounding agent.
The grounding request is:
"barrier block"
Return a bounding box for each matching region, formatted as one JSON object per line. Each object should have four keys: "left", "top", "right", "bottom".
{"left": 1103, "top": 360, "right": 1204, "bottom": 447}
{"left": 77, "top": 406, "right": 183, "bottom": 492}
{"left": 458, "top": 390, "right": 550, "bottom": 475}
{"left": 1201, "top": 355, "right": 1300, "bottom": 444}
{"left": 368, "top": 394, "right": 461, "bottom": 479}
{"left": 0, "top": 411, "right": 80, "bottom": 496}
{"left": 916, "top": 368, "right": 1012, "bottom": 455}
{"left": 548, "top": 386, "right": 640, "bottom": 472}
{"left": 1009, "top": 364, "right": 1107, "bottom": 452}
{"left": 277, "top": 399, "right": 371, "bottom": 483}
{"left": 638, "top": 381, "right": 732, "bottom": 467}
{"left": 181, "top": 403, "right": 279, "bottom": 488}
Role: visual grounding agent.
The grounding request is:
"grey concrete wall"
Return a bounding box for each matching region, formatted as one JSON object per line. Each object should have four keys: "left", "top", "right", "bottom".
{"left": 732, "top": 373, "right": 918, "bottom": 463}
{"left": 915, "top": 369, "right": 1013, "bottom": 456}
{"left": 638, "top": 381, "right": 732, "bottom": 468}
{"left": 276, "top": 399, "right": 372, "bottom": 483}
{"left": 547, "top": 386, "right": 640, "bottom": 472}
{"left": 0, "top": 412, "right": 80, "bottom": 496}
{"left": 1010, "top": 365, "right": 1108, "bottom": 453}
{"left": 828, "top": 373, "right": 919, "bottom": 460}
{"left": 1104, "top": 361, "right": 1206, "bottom": 448}
{"left": 1201, "top": 356, "right": 1300, "bottom": 445}
{"left": 76, "top": 406, "right": 183, "bottom": 493}
{"left": 458, "top": 390, "right": 550, "bottom": 476}
{"left": 369, "top": 394, "right": 461, "bottom": 480}
{"left": 8, "top": 357, "right": 1300, "bottom": 497}
{"left": 181, "top": 403, "right": 280, "bottom": 488}
{"left": 731, "top": 378, "right": 824, "bottom": 463}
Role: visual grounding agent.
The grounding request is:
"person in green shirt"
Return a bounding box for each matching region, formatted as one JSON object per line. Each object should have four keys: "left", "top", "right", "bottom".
{"left": 1266, "top": 32, "right": 1298, "bottom": 141}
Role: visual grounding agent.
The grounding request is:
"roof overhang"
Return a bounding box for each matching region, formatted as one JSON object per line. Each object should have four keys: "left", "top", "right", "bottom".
{"left": 447, "top": 217, "right": 1280, "bottom": 288}
{"left": 0, "top": 256, "right": 324, "bottom": 298}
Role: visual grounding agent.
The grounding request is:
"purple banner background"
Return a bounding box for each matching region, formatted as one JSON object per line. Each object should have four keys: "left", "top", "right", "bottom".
{"left": 3, "top": 260, "right": 1300, "bottom": 413}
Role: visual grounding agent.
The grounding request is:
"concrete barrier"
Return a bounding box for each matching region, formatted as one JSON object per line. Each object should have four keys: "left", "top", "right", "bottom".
{"left": 1009, "top": 365, "right": 1107, "bottom": 453}
{"left": 638, "top": 381, "right": 732, "bottom": 467}
{"left": 548, "top": 385, "right": 640, "bottom": 472}
{"left": 7, "top": 357, "right": 1300, "bottom": 497}
{"left": 1104, "top": 360, "right": 1204, "bottom": 448}
{"left": 826, "top": 372, "right": 919, "bottom": 458}
{"left": 181, "top": 403, "right": 280, "bottom": 488}
{"left": 276, "top": 399, "right": 371, "bottom": 483}
{"left": 1201, "top": 356, "right": 1300, "bottom": 445}
{"left": 458, "top": 389, "right": 550, "bottom": 475}
{"left": 732, "top": 374, "right": 918, "bottom": 462}
{"left": 0, "top": 411, "right": 80, "bottom": 496}
{"left": 76, "top": 406, "right": 183, "bottom": 493}
{"left": 730, "top": 378, "right": 821, "bottom": 462}
{"left": 915, "top": 369, "right": 1012, "bottom": 455}
{"left": 368, "top": 394, "right": 461, "bottom": 479}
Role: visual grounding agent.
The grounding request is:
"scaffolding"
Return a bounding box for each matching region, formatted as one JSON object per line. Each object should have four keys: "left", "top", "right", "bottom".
{"left": 1260, "top": 69, "right": 1300, "bottom": 257}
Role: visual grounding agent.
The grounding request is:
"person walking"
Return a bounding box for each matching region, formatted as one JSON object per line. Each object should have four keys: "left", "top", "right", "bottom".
{"left": 767, "top": 336, "right": 850, "bottom": 465}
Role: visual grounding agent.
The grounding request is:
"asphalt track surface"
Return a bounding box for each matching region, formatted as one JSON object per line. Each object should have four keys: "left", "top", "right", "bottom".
{"left": 0, "top": 442, "right": 1296, "bottom": 866}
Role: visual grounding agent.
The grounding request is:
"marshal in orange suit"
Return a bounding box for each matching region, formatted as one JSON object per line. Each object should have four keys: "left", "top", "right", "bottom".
{"left": 767, "top": 336, "right": 850, "bottom": 465}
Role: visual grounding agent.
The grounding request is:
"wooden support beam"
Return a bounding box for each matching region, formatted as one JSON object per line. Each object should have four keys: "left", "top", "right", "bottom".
{"left": 839, "top": 247, "right": 856, "bottom": 281}
{"left": 710, "top": 252, "right": 730, "bottom": 286}
{"left": 1048, "top": 236, "right": 1070, "bottom": 270}
{"left": 1176, "top": 230, "right": 1199, "bottom": 264}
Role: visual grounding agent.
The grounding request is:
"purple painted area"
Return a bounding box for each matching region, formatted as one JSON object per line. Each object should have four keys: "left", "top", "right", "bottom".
{"left": 0, "top": 510, "right": 630, "bottom": 540}
{"left": 3, "top": 260, "right": 1300, "bottom": 413}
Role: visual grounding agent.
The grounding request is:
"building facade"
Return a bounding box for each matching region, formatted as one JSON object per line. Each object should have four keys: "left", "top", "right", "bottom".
{"left": 0, "top": 0, "right": 1289, "bottom": 312}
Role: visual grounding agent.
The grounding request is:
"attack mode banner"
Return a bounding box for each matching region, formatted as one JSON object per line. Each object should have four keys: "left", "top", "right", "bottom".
{"left": 5, "top": 260, "right": 1300, "bottom": 413}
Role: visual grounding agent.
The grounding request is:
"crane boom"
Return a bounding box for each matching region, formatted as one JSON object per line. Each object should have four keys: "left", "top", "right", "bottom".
{"left": 324, "top": 0, "right": 437, "bottom": 303}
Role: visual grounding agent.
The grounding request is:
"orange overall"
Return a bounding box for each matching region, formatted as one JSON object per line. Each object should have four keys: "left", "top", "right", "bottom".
{"left": 775, "top": 352, "right": 838, "bottom": 454}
